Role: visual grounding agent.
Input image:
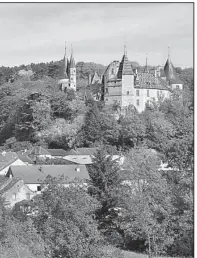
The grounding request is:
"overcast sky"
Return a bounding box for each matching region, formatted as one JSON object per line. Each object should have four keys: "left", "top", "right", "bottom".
{"left": 0, "top": 3, "right": 193, "bottom": 68}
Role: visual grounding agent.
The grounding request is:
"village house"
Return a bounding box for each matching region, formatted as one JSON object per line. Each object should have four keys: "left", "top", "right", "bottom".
{"left": 63, "top": 147, "right": 125, "bottom": 165}
{"left": 6, "top": 164, "right": 89, "bottom": 193}
{"left": 0, "top": 151, "right": 33, "bottom": 176}
{"left": 0, "top": 175, "right": 35, "bottom": 207}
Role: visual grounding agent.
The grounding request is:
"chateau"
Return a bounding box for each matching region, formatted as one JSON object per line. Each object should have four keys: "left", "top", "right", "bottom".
{"left": 58, "top": 43, "right": 76, "bottom": 91}
{"left": 103, "top": 47, "right": 183, "bottom": 112}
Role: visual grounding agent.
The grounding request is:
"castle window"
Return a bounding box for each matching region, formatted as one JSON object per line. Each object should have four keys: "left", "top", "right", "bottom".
{"left": 136, "top": 90, "right": 140, "bottom": 96}
{"left": 137, "top": 99, "right": 140, "bottom": 106}
{"left": 147, "top": 90, "right": 149, "bottom": 97}
{"left": 176, "top": 85, "right": 180, "bottom": 89}
{"left": 127, "top": 91, "right": 129, "bottom": 95}
{"left": 106, "top": 88, "right": 108, "bottom": 93}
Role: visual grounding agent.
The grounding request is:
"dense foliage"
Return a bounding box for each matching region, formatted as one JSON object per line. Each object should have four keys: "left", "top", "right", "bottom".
{"left": 0, "top": 62, "right": 193, "bottom": 257}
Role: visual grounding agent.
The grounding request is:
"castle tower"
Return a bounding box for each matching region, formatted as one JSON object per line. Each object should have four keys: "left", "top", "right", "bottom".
{"left": 164, "top": 47, "right": 183, "bottom": 90}
{"left": 58, "top": 41, "right": 70, "bottom": 91}
{"left": 117, "top": 45, "right": 135, "bottom": 107}
{"left": 69, "top": 45, "right": 76, "bottom": 91}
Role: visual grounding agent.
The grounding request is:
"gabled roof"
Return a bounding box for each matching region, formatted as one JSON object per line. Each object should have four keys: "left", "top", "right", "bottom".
{"left": 65, "top": 148, "right": 98, "bottom": 156}
{"left": 0, "top": 152, "right": 19, "bottom": 171}
{"left": 7, "top": 165, "right": 89, "bottom": 184}
{"left": 28, "top": 146, "right": 51, "bottom": 156}
{"left": 47, "top": 149, "right": 68, "bottom": 156}
{"left": 135, "top": 73, "right": 170, "bottom": 90}
{"left": 17, "top": 154, "right": 34, "bottom": 164}
{"left": 0, "top": 176, "right": 22, "bottom": 194}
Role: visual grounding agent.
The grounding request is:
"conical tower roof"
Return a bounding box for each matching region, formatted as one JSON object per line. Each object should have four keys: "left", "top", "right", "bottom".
{"left": 70, "top": 45, "right": 75, "bottom": 68}
{"left": 60, "top": 42, "right": 69, "bottom": 79}
{"left": 164, "top": 48, "right": 182, "bottom": 84}
{"left": 117, "top": 45, "right": 134, "bottom": 79}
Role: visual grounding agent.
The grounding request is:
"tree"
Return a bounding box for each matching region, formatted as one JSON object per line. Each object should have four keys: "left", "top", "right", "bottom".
{"left": 118, "top": 107, "right": 146, "bottom": 149}
{"left": 33, "top": 176, "right": 104, "bottom": 258}
{"left": 120, "top": 147, "right": 173, "bottom": 255}
{"left": 88, "top": 149, "right": 123, "bottom": 246}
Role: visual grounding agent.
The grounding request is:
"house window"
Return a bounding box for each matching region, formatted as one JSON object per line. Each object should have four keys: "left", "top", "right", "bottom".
{"left": 106, "top": 98, "right": 108, "bottom": 101}
{"left": 136, "top": 90, "right": 140, "bottom": 96}
{"left": 37, "top": 185, "right": 41, "bottom": 191}
{"left": 157, "top": 91, "right": 159, "bottom": 98}
{"left": 137, "top": 99, "right": 140, "bottom": 106}
{"left": 127, "top": 91, "right": 129, "bottom": 95}
{"left": 176, "top": 85, "right": 180, "bottom": 89}
{"left": 111, "top": 68, "right": 114, "bottom": 75}
{"left": 106, "top": 88, "right": 108, "bottom": 93}
{"left": 147, "top": 90, "right": 149, "bottom": 97}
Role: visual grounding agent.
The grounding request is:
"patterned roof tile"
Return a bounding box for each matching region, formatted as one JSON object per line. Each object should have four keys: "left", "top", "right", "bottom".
{"left": 135, "top": 72, "right": 170, "bottom": 90}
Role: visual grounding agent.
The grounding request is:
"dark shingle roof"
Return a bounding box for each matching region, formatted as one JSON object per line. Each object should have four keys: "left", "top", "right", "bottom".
{"left": 117, "top": 54, "right": 134, "bottom": 79}
{"left": 47, "top": 149, "right": 68, "bottom": 156}
{"left": 7, "top": 165, "right": 89, "bottom": 184}
{"left": 164, "top": 59, "right": 183, "bottom": 84}
{"left": 135, "top": 73, "right": 169, "bottom": 90}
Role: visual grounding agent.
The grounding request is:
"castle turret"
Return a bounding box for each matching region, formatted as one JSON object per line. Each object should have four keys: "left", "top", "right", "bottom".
{"left": 164, "top": 47, "right": 183, "bottom": 90}
{"left": 58, "top": 42, "right": 70, "bottom": 91}
{"left": 117, "top": 45, "right": 135, "bottom": 107}
{"left": 69, "top": 45, "right": 76, "bottom": 90}
{"left": 117, "top": 45, "right": 134, "bottom": 79}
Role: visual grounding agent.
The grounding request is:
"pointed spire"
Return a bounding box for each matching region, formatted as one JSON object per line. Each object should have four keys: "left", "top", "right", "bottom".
{"left": 124, "top": 45, "right": 127, "bottom": 56}
{"left": 70, "top": 44, "right": 75, "bottom": 68}
{"left": 144, "top": 53, "right": 149, "bottom": 73}
{"left": 65, "top": 41, "right": 67, "bottom": 56}
{"left": 168, "top": 46, "right": 170, "bottom": 61}
{"left": 59, "top": 41, "right": 68, "bottom": 79}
